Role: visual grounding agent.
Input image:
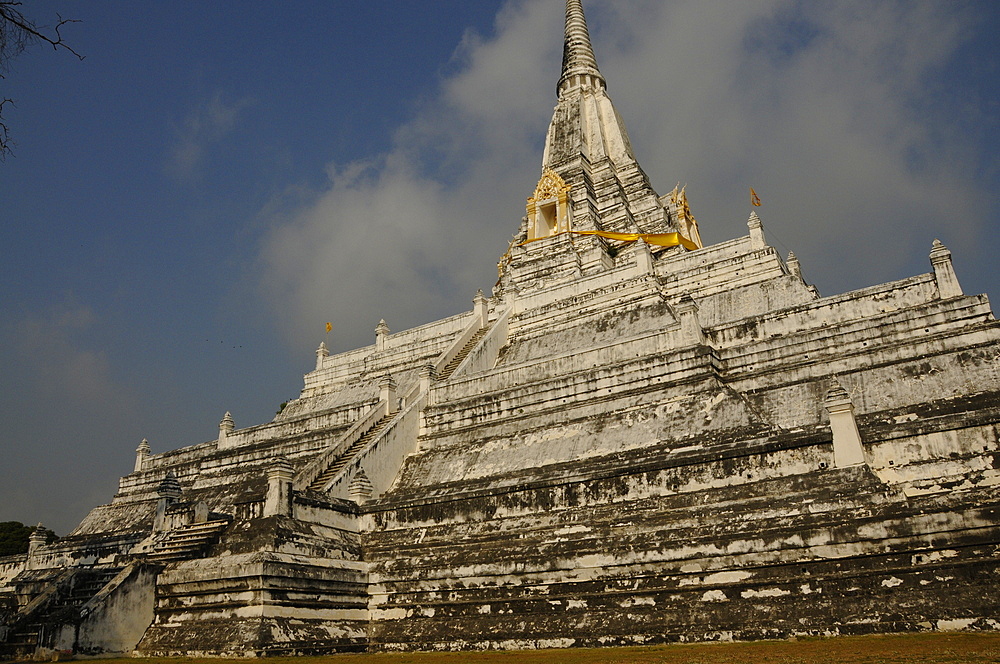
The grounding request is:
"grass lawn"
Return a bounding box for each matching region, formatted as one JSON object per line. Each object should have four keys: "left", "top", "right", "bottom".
{"left": 82, "top": 633, "right": 1000, "bottom": 664}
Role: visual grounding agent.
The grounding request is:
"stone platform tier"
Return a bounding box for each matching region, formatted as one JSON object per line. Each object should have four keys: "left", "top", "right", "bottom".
{"left": 136, "top": 513, "right": 369, "bottom": 657}
{"left": 365, "top": 448, "right": 1000, "bottom": 650}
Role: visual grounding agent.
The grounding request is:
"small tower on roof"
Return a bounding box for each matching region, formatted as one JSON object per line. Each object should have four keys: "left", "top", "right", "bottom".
{"left": 664, "top": 184, "right": 704, "bottom": 250}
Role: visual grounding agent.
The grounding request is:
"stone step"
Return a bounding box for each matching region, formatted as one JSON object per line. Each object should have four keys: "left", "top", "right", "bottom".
{"left": 176, "top": 521, "right": 231, "bottom": 534}
{"left": 148, "top": 519, "right": 229, "bottom": 562}
{"left": 147, "top": 547, "right": 211, "bottom": 562}
{"left": 155, "top": 539, "right": 213, "bottom": 552}
{"left": 50, "top": 570, "right": 121, "bottom": 608}
{"left": 436, "top": 327, "right": 488, "bottom": 381}
{"left": 3, "top": 625, "right": 40, "bottom": 645}
{"left": 309, "top": 416, "right": 392, "bottom": 491}
{"left": 160, "top": 528, "right": 225, "bottom": 543}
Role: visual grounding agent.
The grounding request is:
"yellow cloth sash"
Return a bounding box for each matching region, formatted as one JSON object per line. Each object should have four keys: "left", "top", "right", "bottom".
{"left": 520, "top": 230, "right": 698, "bottom": 251}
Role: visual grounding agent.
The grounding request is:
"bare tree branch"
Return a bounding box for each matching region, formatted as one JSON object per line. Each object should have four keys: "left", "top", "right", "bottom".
{"left": 0, "top": 98, "right": 11, "bottom": 155}
{"left": 1, "top": 7, "right": 84, "bottom": 64}
{"left": 0, "top": 2, "right": 84, "bottom": 159}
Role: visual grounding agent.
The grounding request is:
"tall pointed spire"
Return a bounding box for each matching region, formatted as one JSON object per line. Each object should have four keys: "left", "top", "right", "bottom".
{"left": 558, "top": 0, "right": 606, "bottom": 96}
{"left": 504, "top": 0, "right": 694, "bottom": 295}
{"left": 540, "top": 0, "right": 671, "bottom": 242}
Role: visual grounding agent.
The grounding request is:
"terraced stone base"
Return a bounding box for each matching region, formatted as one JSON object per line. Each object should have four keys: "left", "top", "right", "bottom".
{"left": 138, "top": 617, "right": 368, "bottom": 656}
{"left": 365, "top": 453, "right": 1000, "bottom": 650}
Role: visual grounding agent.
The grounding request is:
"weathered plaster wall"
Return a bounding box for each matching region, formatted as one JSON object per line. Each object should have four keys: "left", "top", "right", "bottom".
{"left": 366, "top": 446, "right": 1000, "bottom": 650}
{"left": 0, "top": 556, "right": 26, "bottom": 592}
{"left": 75, "top": 563, "right": 158, "bottom": 655}
{"left": 137, "top": 511, "right": 369, "bottom": 656}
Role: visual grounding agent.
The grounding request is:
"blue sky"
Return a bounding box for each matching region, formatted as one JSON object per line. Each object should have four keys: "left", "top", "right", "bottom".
{"left": 2, "top": 0, "right": 998, "bottom": 534}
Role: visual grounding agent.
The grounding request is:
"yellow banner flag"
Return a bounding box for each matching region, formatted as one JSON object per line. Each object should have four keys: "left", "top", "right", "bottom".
{"left": 750, "top": 188, "right": 762, "bottom": 207}
{"left": 520, "top": 230, "right": 698, "bottom": 252}
{"left": 325, "top": 322, "right": 332, "bottom": 334}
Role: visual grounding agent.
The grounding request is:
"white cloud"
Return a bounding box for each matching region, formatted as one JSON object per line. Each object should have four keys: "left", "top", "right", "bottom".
{"left": 258, "top": 0, "right": 563, "bottom": 352}
{"left": 258, "top": 0, "right": 992, "bottom": 352}
{"left": 0, "top": 300, "right": 145, "bottom": 532}
{"left": 12, "top": 302, "right": 130, "bottom": 408}
{"left": 166, "top": 91, "right": 254, "bottom": 179}
{"left": 597, "top": 0, "right": 987, "bottom": 290}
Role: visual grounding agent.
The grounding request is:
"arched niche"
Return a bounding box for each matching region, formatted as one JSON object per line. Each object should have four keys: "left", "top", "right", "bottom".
{"left": 526, "top": 168, "right": 572, "bottom": 241}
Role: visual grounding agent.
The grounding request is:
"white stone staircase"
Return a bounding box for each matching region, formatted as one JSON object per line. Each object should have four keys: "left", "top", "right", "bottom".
{"left": 147, "top": 519, "right": 230, "bottom": 562}
{"left": 295, "top": 307, "right": 507, "bottom": 500}
{"left": 435, "top": 326, "right": 489, "bottom": 381}
{"left": 308, "top": 415, "right": 392, "bottom": 492}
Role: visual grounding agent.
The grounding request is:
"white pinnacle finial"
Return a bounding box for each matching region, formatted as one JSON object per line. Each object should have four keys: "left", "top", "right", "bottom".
{"left": 349, "top": 469, "right": 374, "bottom": 503}
{"left": 375, "top": 319, "right": 390, "bottom": 351}
{"left": 315, "top": 341, "right": 330, "bottom": 370}
{"left": 747, "top": 211, "right": 766, "bottom": 250}
{"left": 558, "top": 0, "right": 606, "bottom": 96}
{"left": 929, "top": 238, "right": 962, "bottom": 299}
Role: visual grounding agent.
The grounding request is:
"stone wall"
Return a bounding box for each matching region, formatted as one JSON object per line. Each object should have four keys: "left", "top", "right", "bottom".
{"left": 75, "top": 563, "right": 158, "bottom": 655}
{"left": 365, "top": 430, "right": 1000, "bottom": 650}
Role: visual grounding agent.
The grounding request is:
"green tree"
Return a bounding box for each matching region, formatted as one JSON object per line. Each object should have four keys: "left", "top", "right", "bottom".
{"left": 0, "top": 521, "right": 57, "bottom": 556}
